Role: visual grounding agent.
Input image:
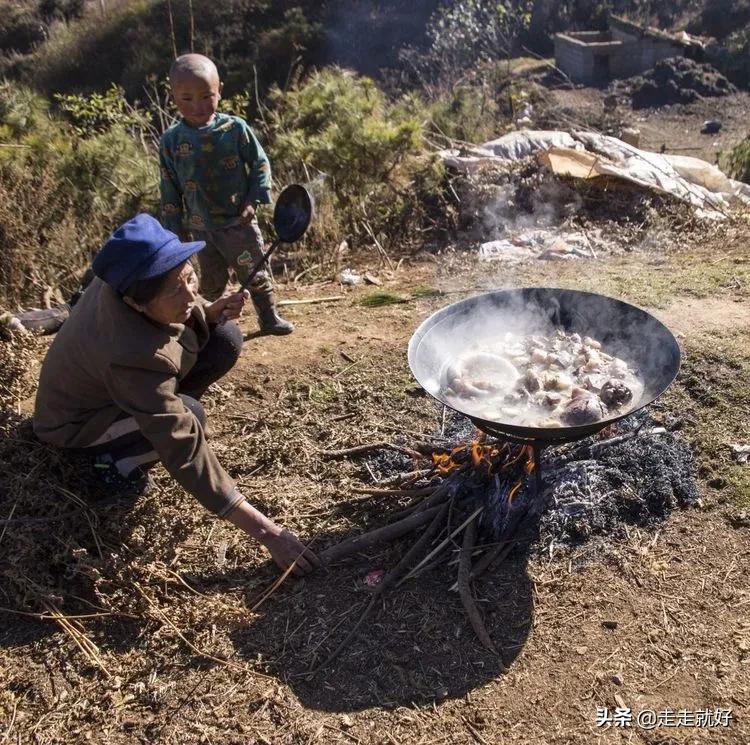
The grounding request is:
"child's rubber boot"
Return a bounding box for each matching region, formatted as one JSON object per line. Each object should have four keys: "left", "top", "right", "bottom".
{"left": 250, "top": 283, "right": 294, "bottom": 336}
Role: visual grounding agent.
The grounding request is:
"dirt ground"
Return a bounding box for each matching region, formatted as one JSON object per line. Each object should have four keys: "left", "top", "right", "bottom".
{"left": 2, "top": 86, "right": 750, "bottom": 743}
{"left": 2, "top": 226, "right": 749, "bottom": 743}
{"left": 549, "top": 86, "right": 750, "bottom": 165}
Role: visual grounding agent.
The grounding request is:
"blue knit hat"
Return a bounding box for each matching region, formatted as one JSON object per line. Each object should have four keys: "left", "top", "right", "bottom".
{"left": 92, "top": 214, "right": 205, "bottom": 294}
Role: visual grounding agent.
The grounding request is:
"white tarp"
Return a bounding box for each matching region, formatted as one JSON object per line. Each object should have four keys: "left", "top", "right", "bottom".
{"left": 440, "top": 129, "right": 750, "bottom": 218}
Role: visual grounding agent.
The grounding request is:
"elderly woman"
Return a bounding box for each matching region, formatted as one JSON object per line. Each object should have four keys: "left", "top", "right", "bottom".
{"left": 33, "top": 214, "right": 318, "bottom": 576}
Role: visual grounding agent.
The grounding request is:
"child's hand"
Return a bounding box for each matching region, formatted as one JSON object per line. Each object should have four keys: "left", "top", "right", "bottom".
{"left": 238, "top": 202, "right": 256, "bottom": 225}
{"left": 206, "top": 290, "right": 250, "bottom": 324}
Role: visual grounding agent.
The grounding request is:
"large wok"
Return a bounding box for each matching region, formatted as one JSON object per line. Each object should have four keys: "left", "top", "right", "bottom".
{"left": 408, "top": 288, "right": 681, "bottom": 444}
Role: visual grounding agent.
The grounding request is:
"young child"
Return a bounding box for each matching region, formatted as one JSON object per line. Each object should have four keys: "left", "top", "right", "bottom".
{"left": 159, "top": 53, "right": 293, "bottom": 335}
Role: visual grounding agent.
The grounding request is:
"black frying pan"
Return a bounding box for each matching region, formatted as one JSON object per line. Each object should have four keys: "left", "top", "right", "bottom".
{"left": 408, "top": 288, "right": 681, "bottom": 443}
{"left": 239, "top": 183, "right": 314, "bottom": 291}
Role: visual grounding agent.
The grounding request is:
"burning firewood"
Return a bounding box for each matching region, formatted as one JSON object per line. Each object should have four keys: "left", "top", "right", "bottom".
{"left": 311, "top": 436, "right": 539, "bottom": 669}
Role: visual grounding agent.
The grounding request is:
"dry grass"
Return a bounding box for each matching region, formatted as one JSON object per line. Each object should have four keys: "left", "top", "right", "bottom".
{"left": 0, "top": 164, "right": 108, "bottom": 310}
{"left": 1, "top": 177, "right": 750, "bottom": 744}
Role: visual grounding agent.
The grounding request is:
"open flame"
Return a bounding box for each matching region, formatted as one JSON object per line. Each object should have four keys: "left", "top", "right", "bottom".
{"left": 433, "top": 439, "right": 533, "bottom": 473}
{"left": 431, "top": 436, "right": 535, "bottom": 512}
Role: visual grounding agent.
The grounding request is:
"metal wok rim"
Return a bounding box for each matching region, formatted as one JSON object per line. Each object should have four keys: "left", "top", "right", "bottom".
{"left": 408, "top": 287, "right": 682, "bottom": 443}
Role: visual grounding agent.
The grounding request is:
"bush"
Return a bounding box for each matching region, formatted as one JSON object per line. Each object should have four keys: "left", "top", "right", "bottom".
{"left": 9, "top": 0, "right": 324, "bottom": 101}
{"left": 725, "top": 137, "right": 750, "bottom": 185}
{"left": 264, "top": 68, "right": 445, "bottom": 253}
{"left": 0, "top": 80, "right": 50, "bottom": 137}
{"left": 0, "top": 84, "right": 157, "bottom": 309}
{"left": 0, "top": 1, "right": 47, "bottom": 57}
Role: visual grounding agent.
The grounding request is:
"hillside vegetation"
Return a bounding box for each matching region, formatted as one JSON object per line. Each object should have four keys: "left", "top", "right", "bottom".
{"left": 0, "top": 0, "right": 748, "bottom": 310}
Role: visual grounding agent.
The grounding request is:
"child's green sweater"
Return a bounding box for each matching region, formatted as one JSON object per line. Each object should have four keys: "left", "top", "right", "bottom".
{"left": 159, "top": 113, "right": 272, "bottom": 234}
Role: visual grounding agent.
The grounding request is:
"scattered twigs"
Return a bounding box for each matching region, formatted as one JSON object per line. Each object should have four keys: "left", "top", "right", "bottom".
{"left": 313, "top": 501, "right": 450, "bottom": 672}
{"left": 362, "top": 220, "right": 395, "bottom": 270}
{"left": 320, "top": 505, "right": 442, "bottom": 566}
{"left": 457, "top": 518, "right": 498, "bottom": 655}
{"left": 321, "top": 441, "right": 423, "bottom": 460}
{"left": 398, "top": 505, "right": 484, "bottom": 586}
{"left": 350, "top": 486, "right": 434, "bottom": 497}
{"left": 136, "top": 586, "right": 260, "bottom": 675}
{"left": 277, "top": 296, "right": 344, "bottom": 306}
{"left": 43, "top": 602, "right": 111, "bottom": 678}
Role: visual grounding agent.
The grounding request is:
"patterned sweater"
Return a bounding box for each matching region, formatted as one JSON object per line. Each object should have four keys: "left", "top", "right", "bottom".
{"left": 159, "top": 113, "right": 272, "bottom": 234}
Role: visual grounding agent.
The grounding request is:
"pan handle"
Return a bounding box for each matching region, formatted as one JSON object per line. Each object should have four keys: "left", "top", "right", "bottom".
{"left": 238, "top": 237, "right": 282, "bottom": 293}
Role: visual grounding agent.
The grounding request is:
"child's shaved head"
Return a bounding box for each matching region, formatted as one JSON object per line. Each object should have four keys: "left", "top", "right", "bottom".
{"left": 169, "top": 54, "right": 222, "bottom": 127}
{"left": 169, "top": 54, "right": 220, "bottom": 85}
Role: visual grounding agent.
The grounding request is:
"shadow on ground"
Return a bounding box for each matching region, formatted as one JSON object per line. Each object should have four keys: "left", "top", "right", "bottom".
{"left": 220, "top": 532, "right": 535, "bottom": 712}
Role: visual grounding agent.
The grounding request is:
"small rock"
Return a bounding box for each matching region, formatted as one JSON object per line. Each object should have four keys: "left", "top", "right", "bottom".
{"left": 612, "top": 674, "right": 624, "bottom": 686}
{"left": 701, "top": 120, "right": 722, "bottom": 135}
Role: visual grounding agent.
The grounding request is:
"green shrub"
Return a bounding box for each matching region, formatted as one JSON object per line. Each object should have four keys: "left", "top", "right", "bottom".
{"left": 725, "top": 137, "right": 750, "bottom": 185}
{"left": 0, "top": 84, "right": 157, "bottom": 309}
{"left": 54, "top": 83, "right": 154, "bottom": 137}
{"left": 0, "top": 81, "right": 51, "bottom": 138}
{"left": 265, "top": 67, "right": 445, "bottom": 253}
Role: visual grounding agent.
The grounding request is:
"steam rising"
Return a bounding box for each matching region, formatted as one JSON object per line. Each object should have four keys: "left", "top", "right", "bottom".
{"left": 409, "top": 289, "right": 681, "bottom": 437}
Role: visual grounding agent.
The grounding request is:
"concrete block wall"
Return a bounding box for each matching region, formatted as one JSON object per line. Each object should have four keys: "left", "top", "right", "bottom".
{"left": 554, "top": 37, "right": 589, "bottom": 82}
{"left": 555, "top": 33, "right": 685, "bottom": 84}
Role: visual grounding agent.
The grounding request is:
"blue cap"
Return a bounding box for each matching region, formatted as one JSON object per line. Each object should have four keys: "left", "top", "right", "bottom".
{"left": 92, "top": 214, "right": 205, "bottom": 294}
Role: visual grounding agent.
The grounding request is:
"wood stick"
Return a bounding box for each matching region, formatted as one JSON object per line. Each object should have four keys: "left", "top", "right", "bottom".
{"left": 43, "top": 602, "right": 111, "bottom": 677}
{"left": 457, "top": 519, "right": 498, "bottom": 655}
{"left": 468, "top": 540, "right": 516, "bottom": 582}
{"left": 468, "top": 491, "right": 537, "bottom": 581}
{"left": 0, "top": 516, "right": 64, "bottom": 525}
{"left": 321, "top": 442, "right": 423, "bottom": 460}
{"left": 0, "top": 607, "right": 137, "bottom": 620}
{"left": 314, "top": 501, "right": 450, "bottom": 672}
{"left": 383, "top": 478, "right": 459, "bottom": 523}
{"left": 350, "top": 486, "right": 435, "bottom": 497}
{"left": 398, "top": 506, "right": 483, "bottom": 586}
{"left": 320, "top": 505, "right": 442, "bottom": 565}
{"left": 277, "top": 296, "right": 344, "bottom": 306}
{"left": 377, "top": 468, "right": 432, "bottom": 486}
{"left": 417, "top": 471, "right": 465, "bottom": 511}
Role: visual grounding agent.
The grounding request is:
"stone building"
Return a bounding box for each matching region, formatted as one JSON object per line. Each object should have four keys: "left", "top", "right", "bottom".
{"left": 554, "top": 15, "right": 689, "bottom": 85}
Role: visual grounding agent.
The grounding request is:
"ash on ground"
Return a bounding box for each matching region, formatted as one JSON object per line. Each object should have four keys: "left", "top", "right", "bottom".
{"left": 538, "top": 411, "right": 700, "bottom": 554}
{"left": 371, "top": 407, "right": 700, "bottom": 559}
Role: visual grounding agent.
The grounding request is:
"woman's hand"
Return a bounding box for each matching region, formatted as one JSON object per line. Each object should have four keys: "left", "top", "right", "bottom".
{"left": 238, "top": 202, "right": 256, "bottom": 225}
{"left": 225, "top": 499, "right": 320, "bottom": 576}
{"left": 261, "top": 528, "right": 320, "bottom": 576}
{"left": 205, "top": 290, "right": 250, "bottom": 324}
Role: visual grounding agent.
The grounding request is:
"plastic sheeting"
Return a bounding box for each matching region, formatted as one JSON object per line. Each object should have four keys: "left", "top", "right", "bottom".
{"left": 440, "top": 130, "right": 750, "bottom": 219}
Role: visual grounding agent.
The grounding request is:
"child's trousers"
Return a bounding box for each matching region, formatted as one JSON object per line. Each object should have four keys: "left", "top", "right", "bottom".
{"left": 192, "top": 220, "right": 273, "bottom": 301}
